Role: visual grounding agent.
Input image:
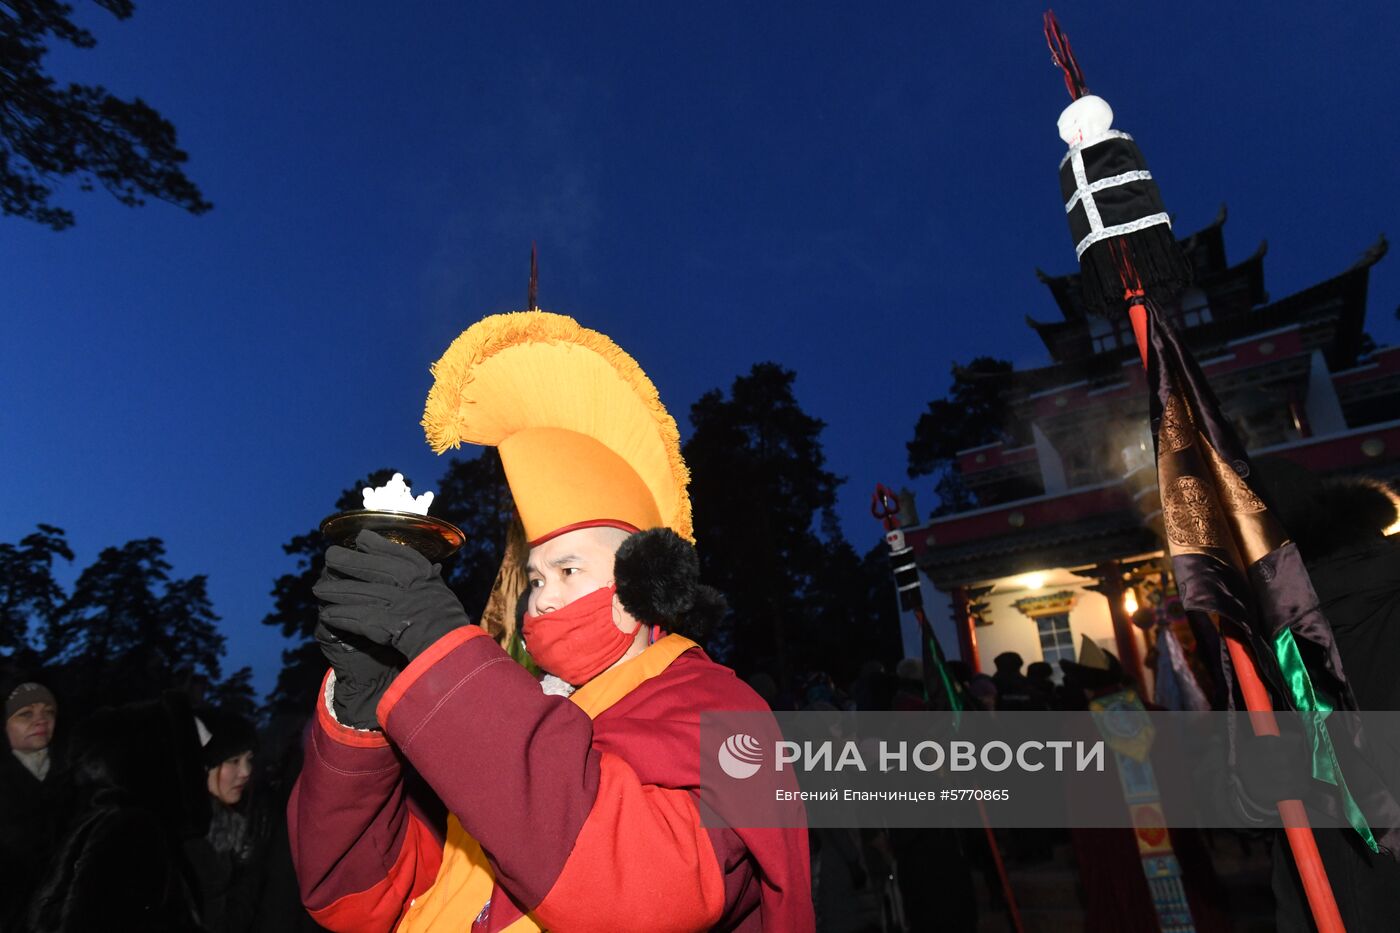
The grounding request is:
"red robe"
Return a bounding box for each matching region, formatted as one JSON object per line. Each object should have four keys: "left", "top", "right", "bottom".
{"left": 289, "top": 629, "right": 813, "bottom": 932}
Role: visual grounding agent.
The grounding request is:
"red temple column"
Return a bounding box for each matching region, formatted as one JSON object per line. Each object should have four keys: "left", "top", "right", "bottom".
{"left": 951, "top": 585, "right": 982, "bottom": 673}
{"left": 1092, "top": 561, "right": 1147, "bottom": 696}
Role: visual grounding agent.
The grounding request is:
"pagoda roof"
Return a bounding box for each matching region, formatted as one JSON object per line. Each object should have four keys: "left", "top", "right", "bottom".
{"left": 1017, "top": 234, "right": 1384, "bottom": 391}
{"left": 1034, "top": 205, "right": 1230, "bottom": 324}
{"left": 1029, "top": 206, "right": 1276, "bottom": 365}
{"left": 1177, "top": 204, "right": 1231, "bottom": 280}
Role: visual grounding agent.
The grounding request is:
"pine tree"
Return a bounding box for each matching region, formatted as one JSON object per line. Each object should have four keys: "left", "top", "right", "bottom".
{"left": 0, "top": 523, "right": 72, "bottom": 676}
{"left": 907, "top": 357, "right": 1021, "bottom": 513}
{"left": 433, "top": 449, "right": 514, "bottom": 622}
{"left": 684, "top": 363, "right": 845, "bottom": 682}
{"left": 1, "top": 0, "right": 211, "bottom": 229}
{"left": 43, "top": 537, "right": 226, "bottom": 713}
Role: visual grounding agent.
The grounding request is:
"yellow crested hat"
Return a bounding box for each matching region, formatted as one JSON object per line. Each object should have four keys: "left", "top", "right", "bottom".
{"left": 422, "top": 310, "right": 692, "bottom": 546}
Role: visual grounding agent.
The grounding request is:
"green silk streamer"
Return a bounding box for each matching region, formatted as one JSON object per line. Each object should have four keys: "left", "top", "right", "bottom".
{"left": 1272, "top": 627, "right": 1378, "bottom": 853}
{"left": 923, "top": 633, "right": 963, "bottom": 728}
{"left": 934, "top": 636, "right": 963, "bottom": 716}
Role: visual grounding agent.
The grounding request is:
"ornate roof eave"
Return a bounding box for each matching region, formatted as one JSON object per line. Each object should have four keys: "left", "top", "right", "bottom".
{"left": 1194, "top": 237, "right": 1269, "bottom": 312}
{"left": 1038, "top": 209, "right": 1233, "bottom": 320}
{"left": 1034, "top": 267, "right": 1084, "bottom": 322}
{"left": 1349, "top": 234, "right": 1389, "bottom": 271}
{"left": 916, "top": 512, "right": 1159, "bottom": 590}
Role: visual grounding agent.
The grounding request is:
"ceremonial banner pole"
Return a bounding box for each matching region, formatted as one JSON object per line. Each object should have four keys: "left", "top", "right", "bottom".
{"left": 1039, "top": 13, "right": 1347, "bottom": 931}
{"left": 1224, "top": 626, "right": 1345, "bottom": 932}
{"left": 872, "top": 484, "right": 1024, "bottom": 933}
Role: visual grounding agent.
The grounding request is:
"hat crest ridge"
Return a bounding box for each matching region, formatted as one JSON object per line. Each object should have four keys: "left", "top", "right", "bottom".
{"left": 422, "top": 310, "right": 693, "bottom": 541}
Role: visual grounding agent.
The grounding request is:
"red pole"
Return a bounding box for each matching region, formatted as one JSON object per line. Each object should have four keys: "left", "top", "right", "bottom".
{"left": 1132, "top": 310, "right": 1346, "bottom": 933}
{"left": 1128, "top": 302, "right": 1150, "bottom": 369}
{"left": 1224, "top": 631, "right": 1346, "bottom": 931}
{"left": 977, "top": 800, "right": 1025, "bottom": 933}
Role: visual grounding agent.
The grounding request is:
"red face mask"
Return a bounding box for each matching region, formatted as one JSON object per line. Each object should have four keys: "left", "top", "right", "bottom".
{"left": 523, "top": 584, "right": 635, "bottom": 685}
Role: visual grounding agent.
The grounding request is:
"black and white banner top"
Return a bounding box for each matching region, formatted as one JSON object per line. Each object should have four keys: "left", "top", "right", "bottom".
{"left": 1055, "top": 95, "right": 1172, "bottom": 261}
{"left": 1059, "top": 130, "right": 1172, "bottom": 260}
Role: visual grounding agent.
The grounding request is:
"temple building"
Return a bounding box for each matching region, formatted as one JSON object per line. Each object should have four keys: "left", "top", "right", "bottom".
{"left": 897, "top": 208, "right": 1399, "bottom": 693}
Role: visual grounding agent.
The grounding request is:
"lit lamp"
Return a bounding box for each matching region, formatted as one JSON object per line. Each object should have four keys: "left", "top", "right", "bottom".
{"left": 1015, "top": 572, "right": 1046, "bottom": 591}
{"left": 1123, "top": 587, "right": 1139, "bottom": 616}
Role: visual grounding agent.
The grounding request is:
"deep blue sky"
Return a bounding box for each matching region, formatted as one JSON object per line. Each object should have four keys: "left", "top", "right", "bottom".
{"left": 5, "top": 2, "right": 1398, "bottom": 697}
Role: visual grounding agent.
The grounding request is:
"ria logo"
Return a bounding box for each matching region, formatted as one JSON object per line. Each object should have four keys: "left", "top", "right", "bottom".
{"left": 718, "top": 733, "right": 764, "bottom": 779}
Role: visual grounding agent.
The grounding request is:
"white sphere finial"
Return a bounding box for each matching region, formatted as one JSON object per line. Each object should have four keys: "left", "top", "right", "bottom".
{"left": 1057, "top": 95, "right": 1114, "bottom": 147}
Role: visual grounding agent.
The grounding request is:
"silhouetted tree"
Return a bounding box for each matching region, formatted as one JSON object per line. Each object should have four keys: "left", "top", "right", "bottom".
{"left": 0, "top": 524, "right": 72, "bottom": 673}
{"left": 156, "top": 574, "right": 225, "bottom": 690}
{"left": 42, "top": 537, "right": 168, "bottom": 706}
{"left": 41, "top": 537, "right": 226, "bottom": 713}
{"left": 207, "top": 665, "right": 258, "bottom": 722}
{"left": 798, "top": 540, "right": 904, "bottom": 685}
{"left": 0, "top": 0, "right": 211, "bottom": 229}
{"left": 684, "top": 363, "right": 849, "bottom": 681}
{"left": 433, "top": 449, "right": 513, "bottom": 620}
{"left": 907, "top": 357, "right": 1022, "bottom": 514}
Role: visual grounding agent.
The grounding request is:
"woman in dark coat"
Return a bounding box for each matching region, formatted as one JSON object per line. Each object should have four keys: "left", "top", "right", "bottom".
{"left": 184, "top": 707, "right": 277, "bottom": 933}
{"left": 0, "top": 681, "right": 64, "bottom": 932}
{"left": 27, "top": 692, "right": 210, "bottom": 933}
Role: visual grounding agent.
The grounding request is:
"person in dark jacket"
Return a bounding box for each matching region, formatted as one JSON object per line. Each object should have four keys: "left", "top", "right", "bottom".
{"left": 992, "top": 651, "right": 1050, "bottom": 711}
{"left": 0, "top": 681, "right": 63, "bottom": 931}
{"left": 27, "top": 692, "right": 210, "bottom": 933}
{"left": 185, "top": 708, "right": 277, "bottom": 933}
{"left": 1255, "top": 462, "right": 1400, "bottom": 932}
{"left": 1026, "top": 660, "right": 1056, "bottom": 702}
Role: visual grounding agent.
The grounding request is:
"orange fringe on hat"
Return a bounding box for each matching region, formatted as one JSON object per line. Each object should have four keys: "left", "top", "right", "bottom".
{"left": 422, "top": 310, "right": 693, "bottom": 543}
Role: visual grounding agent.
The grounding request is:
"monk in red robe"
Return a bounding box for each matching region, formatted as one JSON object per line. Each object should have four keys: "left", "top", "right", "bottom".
{"left": 288, "top": 310, "right": 813, "bottom": 932}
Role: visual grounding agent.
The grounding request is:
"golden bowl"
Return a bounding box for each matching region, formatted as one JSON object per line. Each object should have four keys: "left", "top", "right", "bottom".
{"left": 319, "top": 510, "right": 466, "bottom": 562}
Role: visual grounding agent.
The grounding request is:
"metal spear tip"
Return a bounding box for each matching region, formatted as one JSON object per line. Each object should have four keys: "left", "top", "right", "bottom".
{"left": 528, "top": 241, "right": 539, "bottom": 311}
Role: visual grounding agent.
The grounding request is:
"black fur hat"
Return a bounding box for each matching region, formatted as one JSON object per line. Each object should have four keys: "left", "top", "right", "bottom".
{"left": 614, "top": 528, "right": 727, "bottom": 641}
{"left": 1255, "top": 458, "right": 1398, "bottom": 560}
{"left": 197, "top": 707, "right": 257, "bottom": 769}
{"left": 66, "top": 691, "right": 211, "bottom": 840}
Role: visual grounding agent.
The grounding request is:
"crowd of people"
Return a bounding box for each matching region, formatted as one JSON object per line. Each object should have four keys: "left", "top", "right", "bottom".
{"left": 0, "top": 680, "right": 317, "bottom": 933}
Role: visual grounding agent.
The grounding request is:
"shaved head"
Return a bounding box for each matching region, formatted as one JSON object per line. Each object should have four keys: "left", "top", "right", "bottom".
{"left": 588, "top": 525, "right": 632, "bottom": 554}
{"left": 525, "top": 525, "right": 637, "bottom": 617}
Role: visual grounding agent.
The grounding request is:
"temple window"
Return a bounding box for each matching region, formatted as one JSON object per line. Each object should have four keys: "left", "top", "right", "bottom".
{"left": 1036, "top": 612, "right": 1076, "bottom": 665}
{"left": 1180, "top": 288, "right": 1213, "bottom": 328}
{"left": 1089, "top": 313, "right": 1129, "bottom": 353}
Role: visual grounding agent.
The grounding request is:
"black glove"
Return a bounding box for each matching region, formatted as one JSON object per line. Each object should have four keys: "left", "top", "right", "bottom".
{"left": 1237, "top": 731, "right": 1314, "bottom": 805}
{"left": 314, "top": 529, "right": 472, "bottom": 662}
{"left": 315, "top": 620, "right": 400, "bottom": 731}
